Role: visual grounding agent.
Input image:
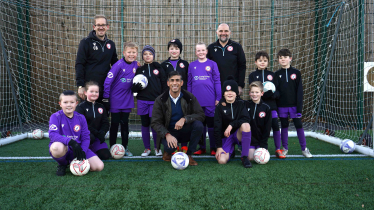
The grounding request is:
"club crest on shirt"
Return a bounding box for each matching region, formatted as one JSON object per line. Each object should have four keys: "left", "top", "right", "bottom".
{"left": 107, "top": 72, "right": 113, "bottom": 78}
{"left": 227, "top": 46, "right": 233, "bottom": 51}
{"left": 267, "top": 75, "right": 273, "bottom": 80}
{"left": 226, "top": 85, "right": 231, "bottom": 90}
{"left": 194, "top": 76, "right": 199, "bottom": 80}
{"left": 98, "top": 108, "right": 103, "bottom": 114}
{"left": 290, "top": 74, "right": 297, "bottom": 80}
{"left": 106, "top": 43, "right": 111, "bottom": 49}
{"left": 259, "top": 112, "right": 266, "bottom": 118}
{"left": 205, "top": 66, "right": 211, "bottom": 71}
{"left": 153, "top": 69, "right": 159, "bottom": 75}
{"left": 180, "top": 63, "right": 185, "bottom": 68}
{"left": 49, "top": 124, "right": 58, "bottom": 131}
{"left": 74, "top": 125, "right": 81, "bottom": 132}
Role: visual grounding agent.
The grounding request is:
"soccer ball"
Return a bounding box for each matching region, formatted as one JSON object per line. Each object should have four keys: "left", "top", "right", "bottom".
{"left": 133, "top": 74, "right": 148, "bottom": 89}
{"left": 110, "top": 144, "right": 125, "bottom": 159}
{"left": 340, "top": 139, "right": 356, "bottom": 153}
{"left": 263, "top": 81, "right": 276, "bottom": 93}
{"left": 32, "top": 129, "right": 44, "bottom": 139}
{"left": 171, "top": 152, "right": 189, "bottom": 170}
{"left": 70, "top": 159, "right": 90, "bottom": 176}
{"left": 253, "top": 148, "right": 270, "bottom": 164}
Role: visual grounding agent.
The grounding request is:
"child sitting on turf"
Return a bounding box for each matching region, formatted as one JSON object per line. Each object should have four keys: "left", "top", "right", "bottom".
{"left": 103, "top": 41, "right": 139, "bottom": 156}
{"left": 188, "top": 42, "right": 221, "bottom": 156}
{"left": 275, "top": 49, "right": 312, "bottom": 158}
{"left": 49, "top": 90, "right": 104, "bottom": 176}
{"left": 245, "top": 81, "right": 272, "bottom": 160}
{"left": 76, "top": 81, "right": 111, "bottom": 160}
{"left": 132, "top": 45, "right": 167, "bottom": 157}
{"left": 214, "top": 76, "right": 252, "bottom": 168}
{"left": 248, "top": 51, "right": 283, "bottom": 158}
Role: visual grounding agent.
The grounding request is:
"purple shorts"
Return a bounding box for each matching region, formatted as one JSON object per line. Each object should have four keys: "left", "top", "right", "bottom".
{"left": 89, "top": 138, "right": 109, "bottom": 153}
{"left": 111, "top": 108, "right": 132, "bottom": 113}
{"left": 137, "top": 100, "right": 154, "bottom": 117}
{"left": 49, "top": 144, "right": 96, "bottom": 161}
{"left": 278, "top": 107, "right": 297, "bottom": 118}
{"left": 221, "top": 130, "right": 239, "bottom": 156}
{"left": 249, "top": 145, "right": 260, "bottom": 149}
{"left": 272, "top": 110, "right": 278, "bottom": 119}
{"left": 202, "top": 106, "right": 216, "bottom": 118}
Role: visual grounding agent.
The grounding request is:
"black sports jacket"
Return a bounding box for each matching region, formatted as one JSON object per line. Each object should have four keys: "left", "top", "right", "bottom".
{"left": 161, "top": 58, "right": 189, "bottom": 90}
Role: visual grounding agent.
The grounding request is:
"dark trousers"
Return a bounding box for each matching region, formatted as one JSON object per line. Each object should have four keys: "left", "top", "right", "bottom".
{"left": 162, "top": 120, "right": 203, "bottom": 156}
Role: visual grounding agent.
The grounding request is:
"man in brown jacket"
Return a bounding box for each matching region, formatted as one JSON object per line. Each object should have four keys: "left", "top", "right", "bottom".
{"left": 151, "top": 71, "right": 205, "bottom": 165}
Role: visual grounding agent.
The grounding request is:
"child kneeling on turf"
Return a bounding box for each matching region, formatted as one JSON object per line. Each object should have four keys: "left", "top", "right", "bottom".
{"left": 76, "top": 81, "right": 111, "bottom": 160}
{"left": 214, "top": 76, "right": 252, "bottom": 168}
{"left": 49, "top": 90, "right": 104, "bottom": 176}
{"left": 245, "top": 81, "right": 272, "bottom": 160}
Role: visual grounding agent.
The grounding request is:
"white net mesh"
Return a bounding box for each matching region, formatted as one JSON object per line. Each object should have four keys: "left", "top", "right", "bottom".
{"left": 0, "top": 0, "right": 373, "bottom": 144}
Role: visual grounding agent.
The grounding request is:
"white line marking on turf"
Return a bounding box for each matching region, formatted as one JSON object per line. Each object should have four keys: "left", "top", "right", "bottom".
{"left": 0, "top": 154, "right": 368, "bottom": 160}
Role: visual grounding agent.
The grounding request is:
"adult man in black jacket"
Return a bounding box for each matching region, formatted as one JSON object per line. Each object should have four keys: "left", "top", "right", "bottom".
{"left": 151, "top": 71, "right": 205, "bottom": 166}
{"left": 75, "top": 15, "right": 118, "bottom": 102}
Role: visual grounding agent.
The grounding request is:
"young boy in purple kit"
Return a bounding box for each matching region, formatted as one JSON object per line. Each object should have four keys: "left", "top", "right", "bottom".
{"left": 214, "top": 76, "right": 252, "bottom": 168}
{"left": 49, "top": 90, "right": 104, "bottom": 176}
{"left": 103, "top": 41, "right": 139, "bottom": 156}
{"left": 132, "top": 45, "right": 167, "bottom": 157}
{"left": 248, "top": 51, "right": 284, "bottom": 158}
{"left": 275, "top": 49, "right": 312, "bottom": 158}
{"left": 188, "top": 42, "right": 221, "bottom": 156}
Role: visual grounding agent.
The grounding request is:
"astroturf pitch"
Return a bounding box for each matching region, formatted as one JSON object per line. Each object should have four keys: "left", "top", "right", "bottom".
{"left": 0, "top": 137, "right": 373, "bottom": 209}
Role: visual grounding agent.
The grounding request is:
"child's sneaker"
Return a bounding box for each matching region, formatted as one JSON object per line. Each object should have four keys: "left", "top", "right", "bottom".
{"left": 275, "top": 149, "right": 286, "bottom": 159}
{"left": 210, "top": 150, "right": 216, "bottom": 156}
{"left": 282, "top": 148, "right": 288, "bottom": 156}
{"left": 56, "top": 164, "right": 67, "bottom": 176}
{"left": 141, "top": 149, "right": 151, "bottom": 157}
{"left": 193, "top": 148, "right": 206, "bottom": 155}
{"left": 241, "top": 156, "right": 253, "bottom": 168}
{"left": 171, "top": 146, "right": 180, "bottom": 155}
{"left": 302, "top": 148, "right": 313, "bottom": 158}
{"left": 181, "top": 146, "right": 188, "bottom": 153}
{"left": 155, "top": 149, "right": 163, "bottom": 156}
{"left": 125, "top": 148, "right": 133, "bottom": 157}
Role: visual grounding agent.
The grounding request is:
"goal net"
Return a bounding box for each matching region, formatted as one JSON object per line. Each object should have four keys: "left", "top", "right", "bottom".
{"left": 0, "top": 0, "right": 373, "bottom": 146}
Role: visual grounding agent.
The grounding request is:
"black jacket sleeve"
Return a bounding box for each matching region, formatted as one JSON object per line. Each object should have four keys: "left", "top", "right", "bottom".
{"left": 110, "top": 42, "right": 119, "bottom": 66}
{"left": 99, "top": 106, "right": 110, "bottom": 135}
{"left": 154, "top": 62, "right": 168, "bottom": 92}
{"left": 272, "top": 73, "right": 280, "bottom": 100}
{"left": 296, "top": 71, "right": 303, "bottom": 114}
{"left": 236, "top": 44, "right": 247, "bottom": 88}
{"left": 259, "top": 108, "right": 272, "bottom": 149}
{"left": 214, "top": 105, "right": 223, "bottom": 148}
{"left": 75, "top": 39, "right": 88, "bottom": 87}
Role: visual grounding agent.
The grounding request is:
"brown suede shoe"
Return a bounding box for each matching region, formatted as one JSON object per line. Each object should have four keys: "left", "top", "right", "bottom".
{"left": 162, "top": 152, "right": 171, "bottom": 162}
{"left": 188, "top": 155, "right": 198, "bottom": 166}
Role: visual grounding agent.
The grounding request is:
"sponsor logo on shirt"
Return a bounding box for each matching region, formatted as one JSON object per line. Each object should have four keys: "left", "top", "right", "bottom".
{"left": 267, "top": 75, "right": 273, "bottom": 81}
{"left": 194, "top": 76, "right": 199, "bottom": 80}
{"left": 290, "top": 74, "right": 297, "bottom": 80}
{"left": 205, "top": 66, "right": 211, "bottom": 71}
{"left": 227, "top": 46, "right": 233, "bottom": 51}
{"left": 259, "top": 112, "right": 266, "bottom": 118}
{"left": 49, "top": 124, "right": 58, "bottom": 131}
{"left": 194, "top": 76, "right": 210, "bottom": 81}
{"left": 226, "top": 85, "right": 231, "bottom": 90}
{"left": 98, "top": 108, "right": 103, "bottom": 114}
{"left": 153, "top": 69, "right": 159, "bottom": 75}
{"left": 121, "top": 78, "right": 126, "bottom": 83}
{"left": 66, "top": 135, "right": 78, "bottom": 140}
{"left": 74, "top": 125, "right": 81, "bottom": 132}
{"left": 107, "top": 72, "right": 113, "bottom": 78}
{"left": 106, "top": 43, "right": 111, "bottom": 49}
{"left": 180, "top": 63, "right": 185, "bottom": 68}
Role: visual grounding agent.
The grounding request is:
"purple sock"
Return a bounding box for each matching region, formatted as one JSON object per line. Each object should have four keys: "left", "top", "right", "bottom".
{"left": 208, "top": 127, "right": 215, "bottom": 149}
{"left": 273, "top": 130, "right": 281, "bottom": 150}
{"left": 281, "top": 127, "right": 289, "bottom": 150}
{"left": 296, "top": 128, "right": 307, "bottom": 151}
{"left": 241, "top": 131, "right": 251, "bottom": 157}
{"left": 52, "top": 154, "right": 69, "bottom": 166}
{"left": 141, "top": 126, "right": 150, "bottom": 150}
{"left": 151, "top": 128, "right": 157, "bottom": 149}
{"left": 200, "top": 126, "right": 206, "bottom": 149}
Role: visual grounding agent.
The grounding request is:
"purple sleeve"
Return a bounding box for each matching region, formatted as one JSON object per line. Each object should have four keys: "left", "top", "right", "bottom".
{"left": 48, "top": 114, "right": 70, "bottom": 145}
{"left": 103, "top": 63, "right": 119, "bottom": 98}
{"left": 79, "top": 116, "right": 90, "bottom": 153}
{"left": 212, "top": 61, "right": 221, "bottom": 101}
{"left": 187, "top": 65, "right": 192, "bottom": 92}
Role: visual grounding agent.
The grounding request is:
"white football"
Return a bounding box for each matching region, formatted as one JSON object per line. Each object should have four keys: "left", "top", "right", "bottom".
{"left": 110, "top": 144, "right": 125, "bottom": 159}
{"left": 340, "top": 139, "right": 356, "bottom": 153}
{"left": 32, "top": 129, "right": 44, "bottom": 139}
{"left": 263, "top": 81, "right": 276, "bottom": 93}
{"left": 171, "top": 152, "right": 189, "bottom": 170}
{"left": 254, "top": 148, "right": 270, "bottom": 164}
{"left": 70, "top": 159, "right": 90, "bottom": 176}
{"left": 133, "top": 74, "right": 148, "bottom": 89}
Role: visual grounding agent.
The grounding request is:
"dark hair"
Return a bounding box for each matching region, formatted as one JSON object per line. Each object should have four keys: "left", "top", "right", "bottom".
{"left": 59, "top": 90, "right": 78, "bottom": 101}
{"left": 277, "top": 49, "right": 292, "bottom": 58}
{"left": 255, "top": 51, "right": 269, "bottom": 61}
{"left": 94, "top": 15, "right": 108, "bottom": 25}
{"left": 168, "top": 43, "right": 179, "bottom": 49}
{"left": 168, "top": 71, "right": 183, "bottom": 80}
{"left": 85, "top": 81, "right": 100, "bottom": 91}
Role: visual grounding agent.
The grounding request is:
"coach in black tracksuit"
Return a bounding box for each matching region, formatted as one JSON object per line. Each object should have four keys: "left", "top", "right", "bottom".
{"left": 161, "top": 58, "right": 189, "bottom": 90}
{"left": 75, "top": 16, "right": 118, "bottom": 102}
{"left": 244, "top": 99, "right": 272, "bottom": 149}
{"left": 207, "top": 24, "right": 246, "bottom": 95}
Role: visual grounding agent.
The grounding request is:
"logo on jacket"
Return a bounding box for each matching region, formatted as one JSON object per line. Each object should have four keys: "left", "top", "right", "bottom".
{"left": 279, "top": 75, "right": 282, "bottom": 78}
{"left": 133, "top": 68, "right": 136, "bottom": 73}
{"left": 121, "top": 78, "right": 126, "bottom": 83}
{"left": 74, "top": 125, "right": 81, "bottom": 132}
{"left": 248, "top": 108, "right": 250, "bottom": 111}
{"left": 205, "top": 66, "right": 211, "bottom": 71}
{"left": 153, "top": 69, "right": 159, "bottom": 75}
{"left": 267, "top": 75, "right": 273, "bottom": 80}
{"left": 106, "top": 43, "right": 111, "bottom": 49}
{"left": 214, "top": 48, "right": 217, "bottom": 52}
{"left": 226, "top": 85, "right": 231, "bottom": 90}
{"left": 98, "top": 108, "right": 103, "bottom": 114}
{"left": 93, "top": 43, "right": 98, "bottom": 50}
{"left": 107, "top": 72, "right": 113, "bottom": 78}
{"left": 259, "top": 112, "right": 266, "bottom": 118}
{"left": 256, "top": 76, "right": 259, "bottom": 79}
{"left": 167, "top": 65, "right": 169, "bottom": 68}
{"left": 290, "top": 74, "right": 297, "bottom": 80}
{"left": 227, "top": 46, "right": 233, "bottom": 51}
{"left": 49, "top": 124, "right": 58, "bottom": 130}
{"left": 224, "top": 110, "right": 227, "bottom": 114}
{"left": 86, "top": 109, "right": 89, "bottom": 112}
{"left": 180, "top": 63, "right": 185, "bottom": 68}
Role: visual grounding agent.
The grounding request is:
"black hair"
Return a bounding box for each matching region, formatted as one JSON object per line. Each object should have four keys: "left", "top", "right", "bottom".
{"left": 59, "top": 90, "right": 78, "bottom": 101}
{"left": 277, "top": 49, "right": 292, "bottom": 58}
{"left": 255, "top": 51, "right": 269, "bottom": 61}
{"left": 168, "top": 71, "right": 183, "bottom": 80}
